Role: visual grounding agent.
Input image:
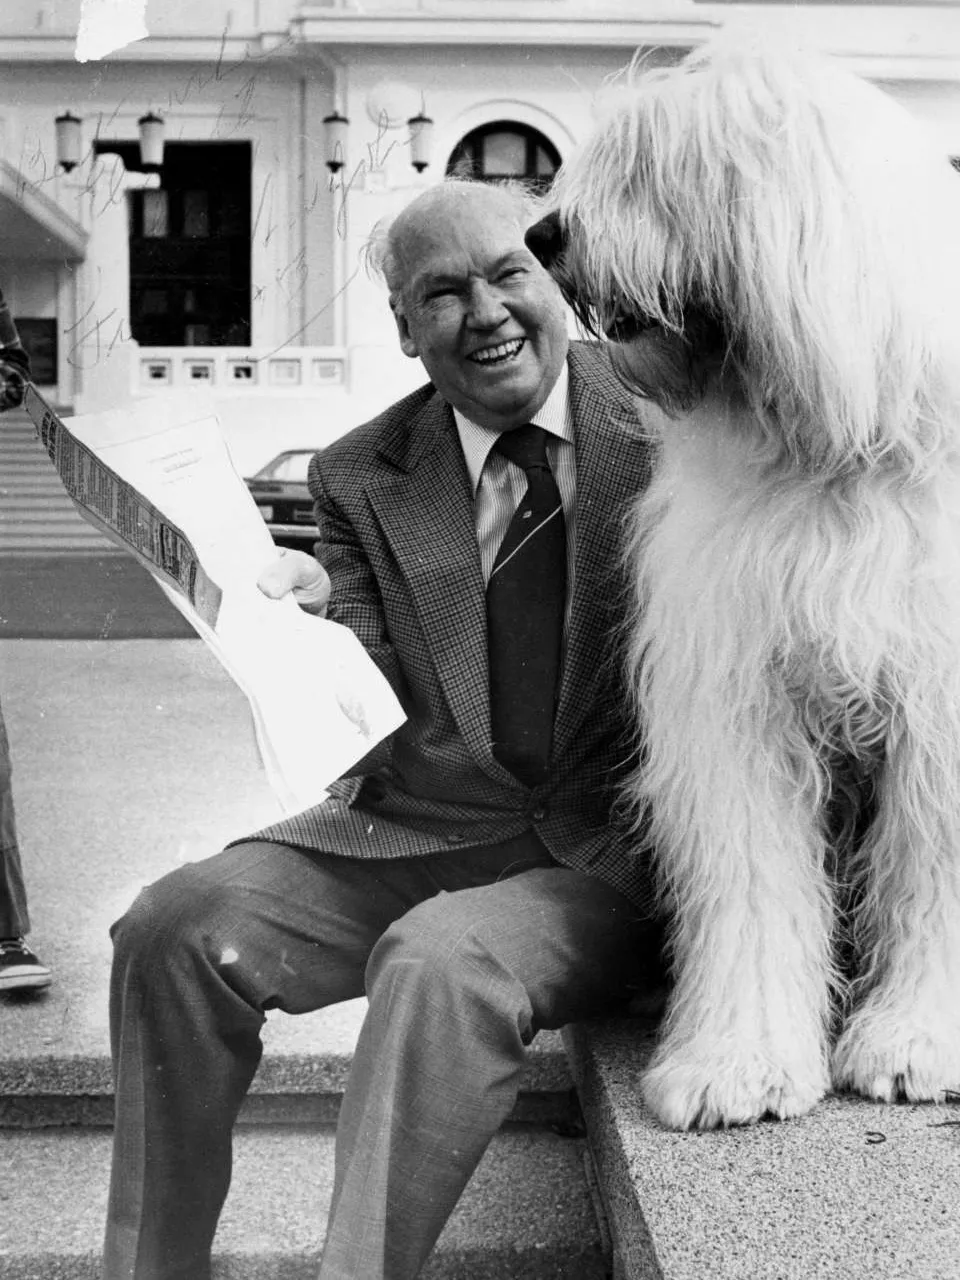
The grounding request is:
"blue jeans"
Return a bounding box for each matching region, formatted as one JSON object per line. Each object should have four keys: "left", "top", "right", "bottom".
{"left": 103, "top": 833, "right": 662, "bottom": 1279}
{"left": 0, "top": 699, "right": 29, "bottom": 937}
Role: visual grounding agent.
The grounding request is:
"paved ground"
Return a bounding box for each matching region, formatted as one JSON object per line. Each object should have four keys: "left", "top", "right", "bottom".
{"left": 0, "top": 553, "right": 195, "bottom": 639}
{"left": 0, "top": 547, "right": 258, "bottom": 1024}
{"left": 0, "top": 564, "right": 573, "bottom": 1073}
{"left": 0, "top": 634, "right": 371, "bottom": 1058}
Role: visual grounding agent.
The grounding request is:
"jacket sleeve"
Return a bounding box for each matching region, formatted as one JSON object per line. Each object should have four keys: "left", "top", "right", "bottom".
{"left": 0, "top": 289, "right": 30, "bottom": 412}
{"left": 308, "top": 451, "right": 409, "bottom": 779}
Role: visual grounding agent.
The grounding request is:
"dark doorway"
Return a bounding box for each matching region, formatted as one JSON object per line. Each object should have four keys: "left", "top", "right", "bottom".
{"left": 95, "top": 140, "right": 251, "bottom": 347}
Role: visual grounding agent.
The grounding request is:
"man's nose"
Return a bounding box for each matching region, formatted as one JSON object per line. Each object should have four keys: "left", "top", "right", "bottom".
{"left": 466, "top": 279, "right": 510, "bottom": 327}
{"left": 524, "top": 211, "right": 564, "bottom": 270}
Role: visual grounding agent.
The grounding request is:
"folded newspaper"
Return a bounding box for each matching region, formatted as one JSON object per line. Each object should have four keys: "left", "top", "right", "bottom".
{"left": 23, "top": 386, "right": 406, "bottom": 814}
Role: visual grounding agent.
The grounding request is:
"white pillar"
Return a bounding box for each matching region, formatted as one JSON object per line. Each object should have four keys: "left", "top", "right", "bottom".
{"left": 71, "top": 152, "right": 159, "bottom": 414}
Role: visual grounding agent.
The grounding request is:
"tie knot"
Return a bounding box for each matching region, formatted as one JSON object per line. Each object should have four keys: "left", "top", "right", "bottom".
{"left": 494, "top": 424, "right": 550, "bottom": 473}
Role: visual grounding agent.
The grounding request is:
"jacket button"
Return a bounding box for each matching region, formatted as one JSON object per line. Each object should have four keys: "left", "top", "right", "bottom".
{"left": 531, "top": 807, "right": 547, "bottom": 822}
{"left": 448, "top": 832, "right": 466, "bottom": 844}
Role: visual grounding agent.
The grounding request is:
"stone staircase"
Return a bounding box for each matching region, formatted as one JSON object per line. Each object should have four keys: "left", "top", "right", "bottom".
{"left": 0, "top": 407, "right": 119, "bottom": 556}
{"left": 2, "top": 1015, "right": 607, "bottom": 1279}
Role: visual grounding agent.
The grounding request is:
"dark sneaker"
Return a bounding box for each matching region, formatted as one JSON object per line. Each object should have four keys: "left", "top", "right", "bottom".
{"left": 0, "top": 938, "right": 52, "bottom": 992}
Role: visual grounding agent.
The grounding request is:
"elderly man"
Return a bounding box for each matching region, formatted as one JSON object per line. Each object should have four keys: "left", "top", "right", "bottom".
{"left": 103, "top": 179, "right": 661, "bottom": 1280}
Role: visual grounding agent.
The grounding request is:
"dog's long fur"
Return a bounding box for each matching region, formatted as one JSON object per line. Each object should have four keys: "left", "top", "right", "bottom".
{"left": 545, "top": 37, "right": 960, "bottom": 1129}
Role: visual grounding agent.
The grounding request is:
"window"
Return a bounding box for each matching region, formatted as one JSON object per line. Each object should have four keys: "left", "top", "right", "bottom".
{"left": 141, "top": 189, "right": 169, "bottom": 238}
{"left": 446, "top": 121, "right": 561, "bottom": 192}
{"left": 14, "top": 318, "right": 57, "bottom": 385}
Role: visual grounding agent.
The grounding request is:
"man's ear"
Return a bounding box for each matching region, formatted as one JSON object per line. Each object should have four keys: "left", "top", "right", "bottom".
{"left": 390, "top": 297, "right": 419, "bottom": 359}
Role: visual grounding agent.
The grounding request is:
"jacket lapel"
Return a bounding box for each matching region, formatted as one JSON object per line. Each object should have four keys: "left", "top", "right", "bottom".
{"left": 366, "top": 394, "right": 505, "bottom": 775}
{"left": 365, "top": 349, "right": 656, "bottom": 785}
{"left": 552, "top": 345, "right": 658, "bottom": 759}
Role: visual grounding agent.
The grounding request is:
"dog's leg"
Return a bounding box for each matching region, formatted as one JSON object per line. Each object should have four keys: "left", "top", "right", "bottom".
{"left": 832, "top": 703, "right": 960, "bottom": 1102}
{"left": 635, "top": 671, "right": 836, "bottom": 1130}
{"left": 623, "top": 439, "right": 841, "bottom": 1130}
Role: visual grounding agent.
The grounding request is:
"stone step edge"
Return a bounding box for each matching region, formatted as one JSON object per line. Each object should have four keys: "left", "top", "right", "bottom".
{"left": 1, "top": 1088, "right": 581, "bottom": 1132}
{"left": 0, "top": 1125, "right": 610, "bottom": 1280}
{"left": 0, "top": 1036, "right": 573, "bottom": 1100}
{"left": 562, "top": 1021, "right": 661, "bottom": 1280}
{"left": 563, "top": 1018, "right": 960, "bottom": 1280}
{"left": 0, "top": 547, "right": 126, "bottom": 556}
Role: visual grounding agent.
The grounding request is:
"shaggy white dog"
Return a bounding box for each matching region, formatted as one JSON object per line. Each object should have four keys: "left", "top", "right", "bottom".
{"left": 528, "top": 37, "right": 960, "bottom": 1130}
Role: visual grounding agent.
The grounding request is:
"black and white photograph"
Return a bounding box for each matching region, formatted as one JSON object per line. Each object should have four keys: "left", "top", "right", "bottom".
{"left": 1, "top": 2, "right": 959, "bottom": 1277}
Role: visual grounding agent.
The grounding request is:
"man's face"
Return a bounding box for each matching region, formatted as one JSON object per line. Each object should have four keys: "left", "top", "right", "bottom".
{"left": 391, "top": 189, "right": 569, "bottom": 432}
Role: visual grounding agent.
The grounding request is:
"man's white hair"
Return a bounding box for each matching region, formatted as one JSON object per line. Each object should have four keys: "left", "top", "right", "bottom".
{"left": 365, "top": 177, "right": 546, "bottom": 306}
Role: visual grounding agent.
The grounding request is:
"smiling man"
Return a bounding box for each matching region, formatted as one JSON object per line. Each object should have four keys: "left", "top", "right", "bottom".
{"left": 103, "top": 179, "right": 664, "bottom": 1280}
{"left": 385, "top": 180, "right": 568, "bottom": 430}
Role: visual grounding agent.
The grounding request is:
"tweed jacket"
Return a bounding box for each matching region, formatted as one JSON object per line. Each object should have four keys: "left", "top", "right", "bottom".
{"left": 252, "top": 342, "right": 659, "bottom": 913}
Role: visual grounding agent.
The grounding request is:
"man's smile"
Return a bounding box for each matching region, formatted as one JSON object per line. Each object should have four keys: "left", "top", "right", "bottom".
{"left": 467, "top": 338, "right": 526, "bottom": 366}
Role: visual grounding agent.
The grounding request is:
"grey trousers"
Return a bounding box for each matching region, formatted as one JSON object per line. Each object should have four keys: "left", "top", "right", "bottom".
{"left": 103, "top": 833, "right": 661, "bottom": 1280}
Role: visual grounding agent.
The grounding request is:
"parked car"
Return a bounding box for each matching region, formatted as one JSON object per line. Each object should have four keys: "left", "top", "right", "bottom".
{"left": 245, "top": 448, "right": 318, "bottom": 547}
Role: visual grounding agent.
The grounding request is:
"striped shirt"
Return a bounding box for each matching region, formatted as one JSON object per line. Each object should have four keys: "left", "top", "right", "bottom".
{"left": 453, "top": 362, "right": 577, "bottom": 615}
{"left": 0, "top": 288, "right": 30, "bottom": 412}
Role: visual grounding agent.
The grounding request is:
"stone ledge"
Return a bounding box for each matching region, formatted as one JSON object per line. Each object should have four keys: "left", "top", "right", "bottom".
{"left": 0, "top": 1024, "right": 571, "bottom": 1099}
{"left": 0, "top": 1125, "right": 609, "bottom": 1280}
{"left": 0, "top": 1087, "right": 579, "bottom": 1132}
{"left": 565, "top": 1018, "right": 960, "bottom": 1280}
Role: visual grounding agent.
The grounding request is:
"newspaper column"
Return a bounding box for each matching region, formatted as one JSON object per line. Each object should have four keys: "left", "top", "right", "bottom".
{"left": 72, "top": 152, "right": 160, "bottom": 416}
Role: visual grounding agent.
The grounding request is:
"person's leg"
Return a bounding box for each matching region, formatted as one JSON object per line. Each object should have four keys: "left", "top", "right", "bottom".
{"left": 320, "top": 857, "right": 662, "bottom": 1280}
{"left": 0, "top": 699, "right": 30, "bottom": 938}
{"left": 103, "top": 841, "right": 435, "bottom": 1280}
{"left": 0, "top": 697, "right": 51, "bottom": 990}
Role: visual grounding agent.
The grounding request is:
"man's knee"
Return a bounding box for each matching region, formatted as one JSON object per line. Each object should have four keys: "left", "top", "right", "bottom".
{"left": 365, "top": 894, "right": 532, "bottom": 1030}
{"left": 110, "top": 862, "right": 226, "bottom": 974}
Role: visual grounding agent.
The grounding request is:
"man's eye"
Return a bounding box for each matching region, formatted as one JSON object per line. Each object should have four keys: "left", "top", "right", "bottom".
{"left": 498, "top": 268, "right": 527, "bottom": 283}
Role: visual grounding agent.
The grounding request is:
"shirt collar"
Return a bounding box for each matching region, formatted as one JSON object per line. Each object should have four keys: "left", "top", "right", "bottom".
{"left": 453, "top": 360, "right": 573, "bottom": 496}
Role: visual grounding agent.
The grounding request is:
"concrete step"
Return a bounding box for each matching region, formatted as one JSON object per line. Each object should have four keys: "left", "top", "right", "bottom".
{"left": 0, "top": 541, "right": 123, "bottom": 556}
{"left": 1, "top": 456, "right": 62, "bottom": 468}
{"left": 0, "top": 484, "right": 74, "bottom": 498}
{"left": 0, "top": 510, "right": 100, "bottom": 523}
{"left": 0, "top": 996, "right": 575, "bottom": 1131}
{"left": 0, "top": 406, "right": 115, "bottom": 553}
{"left": 565, "top": 1019, "right": 960, "bottom": 1280}
{"left": 0, "top": 1124, "right": 610, "bottom": 1279}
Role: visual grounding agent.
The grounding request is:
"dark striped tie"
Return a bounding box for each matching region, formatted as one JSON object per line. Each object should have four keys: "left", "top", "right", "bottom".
{"left": 486, "top": 424, "right": 566, "bottom": 787}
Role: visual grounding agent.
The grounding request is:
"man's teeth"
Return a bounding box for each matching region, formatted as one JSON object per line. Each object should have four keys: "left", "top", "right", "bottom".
{"left": 470, "top": 339, "right": 524, "bottom": 364}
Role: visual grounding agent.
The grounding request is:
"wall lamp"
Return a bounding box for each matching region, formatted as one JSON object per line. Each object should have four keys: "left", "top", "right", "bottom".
{"left": 408, "top": 112, "right": 434, "bottom": 174}
{"left": 323, "top": 110, "right": 349, "bottom": 175}
{"left": 322, "top": 109, "right": 434, "bottom": 175}
{"left": 55, "top": 110, "right": 166, "bottom": 172}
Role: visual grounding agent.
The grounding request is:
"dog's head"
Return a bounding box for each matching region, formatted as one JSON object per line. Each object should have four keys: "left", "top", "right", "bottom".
{"left": 528, "top": 37, "right": 960, "bottom": 474}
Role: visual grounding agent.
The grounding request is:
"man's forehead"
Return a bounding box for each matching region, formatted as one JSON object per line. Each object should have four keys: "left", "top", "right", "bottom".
{"left": 397, "top": 211, "right": 528, "bottom": 290}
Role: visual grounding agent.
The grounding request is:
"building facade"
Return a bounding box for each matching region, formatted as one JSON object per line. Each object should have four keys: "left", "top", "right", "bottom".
{"left": 1, "top": 0, "right": 959, "bottom": 470}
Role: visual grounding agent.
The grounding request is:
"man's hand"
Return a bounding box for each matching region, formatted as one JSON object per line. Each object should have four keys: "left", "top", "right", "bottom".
{"left": 257, "top": 547, "right": 331, "bottom": 614}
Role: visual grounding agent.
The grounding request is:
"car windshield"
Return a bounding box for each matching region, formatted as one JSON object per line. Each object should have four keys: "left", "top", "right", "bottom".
{"left": 257, "top": 451, "right": 314, "bottom": 482}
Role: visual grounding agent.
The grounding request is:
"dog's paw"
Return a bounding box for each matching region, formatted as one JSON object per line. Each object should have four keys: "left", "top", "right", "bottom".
{"left": 833, "top": 1013, "right": 960, "bottom": 1103}
{"left": 641, "top": 1044, "right": 828, "bottom": 1130}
